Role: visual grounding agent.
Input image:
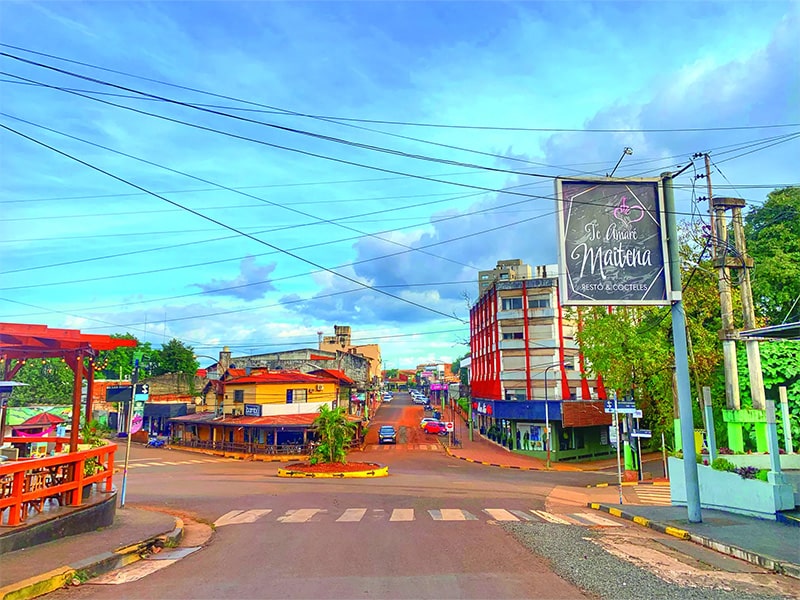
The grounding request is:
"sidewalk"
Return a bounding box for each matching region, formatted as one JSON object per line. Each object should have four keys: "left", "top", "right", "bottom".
{"left": 439, "top": 413, "right": 800, "bottom": 580}
{"left": 0, "top": 500, "right": 182, "bottom": 600}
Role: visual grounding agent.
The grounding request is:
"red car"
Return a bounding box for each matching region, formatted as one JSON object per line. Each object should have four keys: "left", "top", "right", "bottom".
{"left": 423, "top": 421, "right": 447, "bottom": 435}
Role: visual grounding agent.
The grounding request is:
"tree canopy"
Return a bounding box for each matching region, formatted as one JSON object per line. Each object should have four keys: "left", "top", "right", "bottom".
{"left": 745, "top": 186, "right": 800, "bottom": 325}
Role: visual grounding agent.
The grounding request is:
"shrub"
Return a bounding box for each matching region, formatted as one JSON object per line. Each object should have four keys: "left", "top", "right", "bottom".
{"left": 717, "top": 447, "right": 734, "bottom": 455}
{"left": 755, "top": 469, "right": 769, "bottom": 482}
{"left": 710, "top": 457, "right": 737, "bottom": 472}
{"left": 735, "top": 466, "right": 759, "bottom": 480}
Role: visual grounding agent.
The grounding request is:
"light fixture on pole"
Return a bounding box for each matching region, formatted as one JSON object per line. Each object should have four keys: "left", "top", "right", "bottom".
{"left": 608, "top": 147, "right": 633, "bottom": 178}
{"left": 194, "top": 354, "right": 222, "bottom": 416}
{"left": 543, "top": 362, "right": 563, "bottom": 470}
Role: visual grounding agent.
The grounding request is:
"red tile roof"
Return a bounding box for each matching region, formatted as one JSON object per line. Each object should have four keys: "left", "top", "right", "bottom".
{"left": 169, "top": 411, "right": 361, "bottom": 426}
{"left": 309, "top": 368, "right": 355, "bottom": 384}
{"left": 226, "top": 370, "right": 327, "bottom": 385}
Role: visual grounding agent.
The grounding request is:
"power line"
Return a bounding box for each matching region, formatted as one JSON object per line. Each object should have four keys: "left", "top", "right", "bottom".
{"left": 2, "top": 43, "right": 797, "bottom": 134}
{"left": 0, "top": 122, "right": 467, "bottom": 323}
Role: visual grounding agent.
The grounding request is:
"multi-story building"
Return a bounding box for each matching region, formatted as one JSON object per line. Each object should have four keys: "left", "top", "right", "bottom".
{"left": 319, "top": 325, "right": 382, "bottom": 387}
{"left": 469, "top": 263, "right": 612, "bottom": 461}
{"left": 477, "top": 259, "right": 533, "bottom": 298}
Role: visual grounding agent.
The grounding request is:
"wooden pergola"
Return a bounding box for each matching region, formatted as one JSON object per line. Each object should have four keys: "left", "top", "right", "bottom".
{"left": 0, "top": 322, "right": 137, "bottom": 451}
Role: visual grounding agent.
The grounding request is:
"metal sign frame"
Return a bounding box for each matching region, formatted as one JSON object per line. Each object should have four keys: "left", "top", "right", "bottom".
{"left": 555, "top": 177, "right": 671, "bottom": 306}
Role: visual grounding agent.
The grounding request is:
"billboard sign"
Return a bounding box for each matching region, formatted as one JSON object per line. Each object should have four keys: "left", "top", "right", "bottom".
{"left": 556, "top": 178, "right": 670, "bottom": 305}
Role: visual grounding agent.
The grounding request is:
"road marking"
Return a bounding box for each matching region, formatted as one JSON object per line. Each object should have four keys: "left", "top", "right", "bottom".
{"left": 390, "top": 509, "right": 414, "bottom": 522}
{"left": 429, "top": 509, "right": 478, "bottom": 521}
{"left": 635, "top": 486, "right": 672, "bottom": 505}
{"left": 162, "top": 461, "right": 181, "bottom": 465}
{"left": 509, "top": 510, "right": 537, "bottom": 521}
{"left": 530, "top": 510, "right": 573, "bottom": 525}
{"left": 483, "top": 508, "right": 519, "bottom": 521}
{"left": 214, "top": 510, "right": 245, "bottom": 527}
{"left": 336, "top": 508, "right": 367, "bottom": 522}
{"left": 220, "top": 509, "right": 273, "bottom": 526}
{"left": 278, "top": 508, "right": 322, "bottom": 523}
{"left": 187, "top": 460, "right": 206, "bottom": 463}
{"left": 144, "top": 462, "right": 164, "bottom": 466}
{"left": 569, "top": 512, "right": 623, "bottom": 527}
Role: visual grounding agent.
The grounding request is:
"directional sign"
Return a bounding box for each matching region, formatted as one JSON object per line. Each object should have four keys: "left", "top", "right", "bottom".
{"left": 631, "top": 429, "right": 652, "bottom": 438}
{"left": 604, "top": 400, "right": 637, "bottom": 414}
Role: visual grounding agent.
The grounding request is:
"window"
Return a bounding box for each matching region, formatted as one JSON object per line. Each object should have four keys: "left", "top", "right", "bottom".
{"left": 233, "top": 390, "right": 245, "bottom": 403}
{"left": 502, "top": 331, "right": 524, "bottom": 340}
{"left": 480, "top": 274, "right": 490, "bottom": 280}
{"left": 528, "top": 294, "right": 550, "bottom": 308}
{"left": 501, "top": 297, "right": 523, "bottom": 310}
{"left": 286, "top": 389, "right": 308, "bottom": 404}
{"left": 499, "top": 273, "right": 509, "bottom": 280}
{"left": 504, "top": 389, "right": 527, "bottom": 401}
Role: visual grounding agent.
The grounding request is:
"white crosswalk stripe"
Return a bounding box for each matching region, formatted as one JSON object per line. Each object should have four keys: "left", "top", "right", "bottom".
{"left": 483, "top": 508, "right": 519, "bottom": 521}
{"left": 429, "top": 509, "right": 478, "bottom": 521}
{"left": 337, "top": 508, "right": 367, "bottom": 522}
{"left": 389, "top": 509, "right": 415, "bottom": 522}
{"left": 211, "top": 507, "right": 630, "bottom": 527}
{"left": 530, "top": 510, "right": 573, "bottom": 525}
{"left": 277, "top": 509, "right": 323, "bottom": 523}
{"left": 214, "top": 509, "right": 272, "bottom": 527}
{"left": 635, "top": 485, "right": 671, "bottom": 505}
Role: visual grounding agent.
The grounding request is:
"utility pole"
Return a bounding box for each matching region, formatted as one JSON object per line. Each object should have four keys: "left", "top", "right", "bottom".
{"left": 704, "top": 155, "right": 740, "bottom": 410}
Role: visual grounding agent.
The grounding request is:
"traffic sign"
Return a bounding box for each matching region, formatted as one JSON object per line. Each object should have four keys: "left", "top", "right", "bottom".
{"left": 445, "top": 421, "right": 454, "bottom": 432}
{"left": 631, "top": 429, "right": 652, "bottom": 438}
{"left": 134, "top": 383, "right": 150, "bottom": 401}
{"left": 604, "top": 400, "right": 637, "bottom": 414}
{"left": 608, "top": 425, "right": 618, "bottom": 444}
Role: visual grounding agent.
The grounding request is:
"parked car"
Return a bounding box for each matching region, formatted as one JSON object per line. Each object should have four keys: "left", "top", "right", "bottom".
{"left": 382, "top": 393, "right": 392, "bottom": 402}
{"left": 378, "top": 425, "right": 397, "bottom": 444}
{"left": 420, "top": 417, "right": 438, "bottom": 429}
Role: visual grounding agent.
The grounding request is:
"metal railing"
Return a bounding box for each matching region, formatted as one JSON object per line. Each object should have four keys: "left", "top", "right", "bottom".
{"left": 0, "top": 436, "right": 116, "bottom": 526}
{"left": 170, "top": 439, "right": 311, "bottom": 456}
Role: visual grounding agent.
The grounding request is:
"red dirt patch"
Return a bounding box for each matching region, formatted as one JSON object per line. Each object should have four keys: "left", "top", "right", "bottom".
{"left": 286, "top": 461, "right": 381, "bottom": 473}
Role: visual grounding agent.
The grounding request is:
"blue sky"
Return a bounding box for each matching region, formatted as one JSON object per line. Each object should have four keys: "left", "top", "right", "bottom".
{"left": 1, "top": 1, "right": 798, "bottom": 369}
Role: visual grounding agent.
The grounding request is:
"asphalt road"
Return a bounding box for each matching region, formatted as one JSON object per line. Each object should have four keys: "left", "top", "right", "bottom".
{"left": 46, "top": 393, "right": 798, "bottom": 600}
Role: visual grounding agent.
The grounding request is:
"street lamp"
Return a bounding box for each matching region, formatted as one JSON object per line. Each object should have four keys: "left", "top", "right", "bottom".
{"left": 543, "top": 363, "right": 563, "bottom": 470}
{"left": 194, "top": 354, "right": 221, "bottom": 416}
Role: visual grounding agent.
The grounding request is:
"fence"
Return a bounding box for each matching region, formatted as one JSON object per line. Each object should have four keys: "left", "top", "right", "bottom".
{"left": 0, "top": 436, "right": 116, "bottom": 527}
{"left": 171, "top": 438, "right": 311, "bottom": 456}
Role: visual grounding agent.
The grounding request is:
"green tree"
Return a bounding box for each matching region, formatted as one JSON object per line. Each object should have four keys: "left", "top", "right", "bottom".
{"left": 95, "top": 334, "right": 153, "bottom": 380}
{"left": 308, "top": 405, "right": 357, "bottom": 464}
{"left": 9, "top": 358, "right": 73, "bottom": 405}
{"left": 451, "top": 352, "right": 470, "bottom": 389}
{"left": 745, "top": 186, "right": 800, "bottom": 325}
{"left": 151, "top": 338, "right": 198, "bottom": 376}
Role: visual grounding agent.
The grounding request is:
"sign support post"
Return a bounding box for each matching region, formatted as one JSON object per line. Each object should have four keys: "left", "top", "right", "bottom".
{"left": 120, "top": 350, "right": 143, "bottom": 508}
{"left": 614, "top": 397, "right": 623, "bottom": 504}
{"left": 663, "top": 172, "right": 702, "bottom": 523}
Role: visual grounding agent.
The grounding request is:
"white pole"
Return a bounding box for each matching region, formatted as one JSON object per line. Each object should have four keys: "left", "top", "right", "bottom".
{"left": 615, "top": 396, "right": 623, "bottom": 504}
{"left": 545, "top": 400, "right": 550, "bottom": 469}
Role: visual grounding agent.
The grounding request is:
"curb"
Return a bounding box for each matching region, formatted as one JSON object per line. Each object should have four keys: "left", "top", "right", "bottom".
{"left": 587, "top": 502, "right": 800, "bottom": 580}
{"left": 0, "top": 518, "right": 183, "bottom": 600}
{"left": 587, "top": 480, "right": 670, "bottom": 488}
{"left": 277, "top": 465, "right": 388, "bottom": 478}
{"left": 440, "top": 442, "right": 544, "bottom": 471}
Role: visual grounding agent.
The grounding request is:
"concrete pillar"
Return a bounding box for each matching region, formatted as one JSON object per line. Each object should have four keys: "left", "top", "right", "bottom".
{"left": 779, "top": 387, "right": 794, "bottom": 453}
{"left": 703, "top": 387, "right": 717, "bottom": 463}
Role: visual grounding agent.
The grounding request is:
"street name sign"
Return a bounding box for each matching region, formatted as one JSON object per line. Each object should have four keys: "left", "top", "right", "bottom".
{"left": 631, "top": 429, "right": 652, "bottom": 438}
{"left": 604, "top": 400, "right": 637, "bottom": 414}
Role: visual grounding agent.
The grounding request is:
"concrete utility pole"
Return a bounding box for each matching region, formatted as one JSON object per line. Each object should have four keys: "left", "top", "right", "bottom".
{"left": 705, "top": 156, "right": 740, "bottom": 410}
{"left": 731, "top": 203, "right": 765, "bottom": 410}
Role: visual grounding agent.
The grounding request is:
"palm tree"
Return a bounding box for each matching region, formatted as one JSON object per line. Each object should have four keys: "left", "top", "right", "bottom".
{"left": 310, "top": 405, "right": 357, "bottom": 464}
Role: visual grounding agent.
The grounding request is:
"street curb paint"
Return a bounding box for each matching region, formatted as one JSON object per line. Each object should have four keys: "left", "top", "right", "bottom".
{"left": 0, "top": 518, "right": 183, "bottom": 600}
{"left": 586, "top": 480, "right": 670, "bottom": 488}
{"left": 277, "top": 465, "right": 389, "bottom": 478}
{"left": 586, "top": 502, "right": 800, "bottom": 580}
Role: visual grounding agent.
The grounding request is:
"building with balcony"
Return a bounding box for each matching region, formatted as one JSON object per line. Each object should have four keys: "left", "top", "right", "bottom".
{"left": 469, "top": 265, "right": 612, "bottom": 461}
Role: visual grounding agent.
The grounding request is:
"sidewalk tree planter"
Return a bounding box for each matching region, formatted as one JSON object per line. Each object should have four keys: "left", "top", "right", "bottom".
{"left": 669, "top": 457, "right": 795, "bottom": 519}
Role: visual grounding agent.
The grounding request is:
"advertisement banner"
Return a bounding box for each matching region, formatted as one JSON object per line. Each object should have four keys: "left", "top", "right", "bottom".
{"left": 556, "top": 178, "right": 670, "bottom": 305}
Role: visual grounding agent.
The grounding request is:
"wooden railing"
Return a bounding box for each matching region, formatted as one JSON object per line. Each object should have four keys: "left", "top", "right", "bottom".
{"left": 0, "top": 437, "right": 116, "bottom": 527}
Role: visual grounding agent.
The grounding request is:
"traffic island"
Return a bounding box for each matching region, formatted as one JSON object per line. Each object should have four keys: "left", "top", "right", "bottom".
{"left": 277, "top": 462, "right": 388, "bottom": 478}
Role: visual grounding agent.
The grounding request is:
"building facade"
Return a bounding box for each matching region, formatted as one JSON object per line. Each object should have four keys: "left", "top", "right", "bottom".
{"left": 319, "top": 325, "right": 382, "bottom": 386}
{"left": 469, "top": 268, "right": 612, "bottom": 461}
{"left": 477, "top": 258, "right": 533, "bottom": 298}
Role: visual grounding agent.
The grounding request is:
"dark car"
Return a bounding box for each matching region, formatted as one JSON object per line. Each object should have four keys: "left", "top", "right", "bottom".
{"left": 378, "top": 425, "right": 397, "bottom": 444}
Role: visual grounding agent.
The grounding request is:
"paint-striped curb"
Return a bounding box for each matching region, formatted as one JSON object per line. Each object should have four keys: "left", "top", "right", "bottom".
{"left": 440, "top": 443, "right": 545, "bottom": 471}
{"left": 277, "top": 465, "right": 388, "bottom": 478}
{"left": 0, "top": 518, "right": 183, "bottom": 600}
{"left": 587, "top": 480, "right": 670, "bottom": 488}
{"left": 587, "top": 502, "right": 800, "bottom": 580}
{"left": 776, "top": 512, "right": 800, "bottom": 527}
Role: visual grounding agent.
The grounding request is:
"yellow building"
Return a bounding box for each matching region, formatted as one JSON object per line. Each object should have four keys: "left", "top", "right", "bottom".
{"left": 171, "top": 368, "right": 361, "bottom": 456}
